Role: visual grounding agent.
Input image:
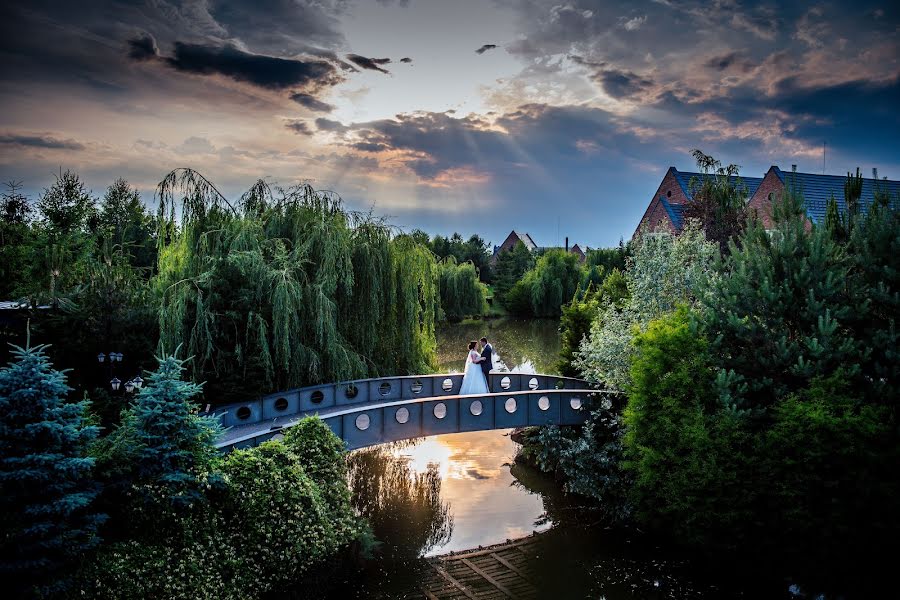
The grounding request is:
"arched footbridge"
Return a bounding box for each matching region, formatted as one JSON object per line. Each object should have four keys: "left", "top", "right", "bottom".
{"left": 209, "top": 372, "right": 607, "bottom": 451}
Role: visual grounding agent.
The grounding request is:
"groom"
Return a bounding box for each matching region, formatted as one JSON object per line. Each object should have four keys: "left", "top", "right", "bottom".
{"left": 479, "top": 336, "right": 493, "bottom": 388}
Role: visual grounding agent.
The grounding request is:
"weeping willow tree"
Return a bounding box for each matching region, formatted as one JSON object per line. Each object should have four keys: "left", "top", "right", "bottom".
{"left": 154, "top": 169, "right": 438, "bottom": 403}
{"left": 436, "top": 257, "right": 487, "bottom": 322}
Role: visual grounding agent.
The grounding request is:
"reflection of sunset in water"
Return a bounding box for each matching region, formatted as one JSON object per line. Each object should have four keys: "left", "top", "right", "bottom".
{"left": 390, "top": 429, "right": 551, "bottom": 556}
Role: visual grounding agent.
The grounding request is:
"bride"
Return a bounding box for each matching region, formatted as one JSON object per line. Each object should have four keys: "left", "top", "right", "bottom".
{"left": 459, "top": 340, "right": 489, "bottom": 395}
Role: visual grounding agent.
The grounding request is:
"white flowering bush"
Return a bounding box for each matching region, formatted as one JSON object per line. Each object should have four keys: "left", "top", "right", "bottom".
{"left": 575, "top": 223, "right": 717, "bottom": 390}
{"left": 83, "top": 418, "right": 361, "bottom": 599}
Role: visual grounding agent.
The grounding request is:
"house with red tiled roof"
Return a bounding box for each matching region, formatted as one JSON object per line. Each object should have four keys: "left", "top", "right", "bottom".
{"left": 634, "top": 166, "right": 899, "bottom": 237}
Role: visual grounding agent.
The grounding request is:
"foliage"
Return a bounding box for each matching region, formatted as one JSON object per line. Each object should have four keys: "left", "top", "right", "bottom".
{"left": 585, "top": 242, "right": 628, "bottom": 272}
{"left": 96, "top": 178, "right": 157, "bottom": 272}
{"left": 0, "top": 181, "right": 34, "bottom": 298}
{"left": 97, "top": 352, "right": 222, "bottom": 522}
{"left": 437, "top": 257, "right": 487, "bottom": 321}
{"left": 532, "top": 394, "right": 632, "bottom": 522}
{"left": 700, "top": 189, "right": 866, "bottom": 411}
{"left": 509, "top": 249, "right": 583, "bottom": 317}
{"left": 556, "top": 268, "right": 627, "bottom": 377}
{"left": 622, "top": 308, "right": 748, "bottom": 542}
{"left": 492, "top": 240, "right": 534, "bottom": 308}
{"left": 575, "top": 224, "right": 717, "bottom": 390}
{"left": 0, "top": 344, "right": 104, "bottom": 598}
{"left": 419, "top": 230, "right": 492, "bottom": 282}
{"left": 683, "top": 149, "right": 752, "bottom": 253}
{"left": 86, "top": 418, "right": 360, "bottom": 600}
{"left": 155, "top": 170, "right": 439, "bottom": 403}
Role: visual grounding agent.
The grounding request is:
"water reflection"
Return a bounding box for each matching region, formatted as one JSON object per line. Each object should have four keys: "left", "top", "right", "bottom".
{"left": 435, "top": 317, "right": 560, "bottom": 374}
{"left": 348, "top": 430, "right": 551, "bottom": 558}
{"left": 347, "top": 442, "right": 452, "bottom": 561}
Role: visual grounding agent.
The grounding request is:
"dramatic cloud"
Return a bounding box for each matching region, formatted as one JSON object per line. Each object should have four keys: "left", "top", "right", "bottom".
{"left": 290, "top": 92, "right": 334, "bottom": 112}
{"left": 704, "top": 51, "right": 754, "bottom": 72}
{"left": 594, "top": 68, "right": 655, "bottom": 100}
{"left": 315, "top": 118, "right": 349, "bottom": 133}
{"left": 159, "top": 42, "right": 344, "bottom": 91}
{"left": 0, "top": 0, "right": 898, "bottom": 248}
{"left": 128, "top": 33, "right": 159, "bottom": 61}
{"left": 0, "top": 133, "right": 85, "bottom": 150}
{"left": 285, "top": 120, "right": 314, "bottom": 136}
{"left": 346, "top": 54, "right": 392, "bottom": 73}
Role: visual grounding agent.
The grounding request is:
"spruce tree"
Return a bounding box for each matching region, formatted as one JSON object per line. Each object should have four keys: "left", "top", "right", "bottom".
{"left": 0, "top": 344, "right": 104, "bottom": 597}
{"left": 112, "top": 353, "right": 221, "bottom": 512}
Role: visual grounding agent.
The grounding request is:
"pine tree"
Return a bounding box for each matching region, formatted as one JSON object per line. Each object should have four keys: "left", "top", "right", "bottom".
{"left": 0, "top": 344, "right": 104, "bottom": 597}
{"left": 112, "top": 353, "right": 221, "bottom": 512}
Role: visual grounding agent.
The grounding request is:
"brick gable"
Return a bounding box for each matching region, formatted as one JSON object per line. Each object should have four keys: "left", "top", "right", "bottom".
{"left": 747, "top": 167, "right": 786, "bottom": 229}
{"left": 633, "top": 168, "right": 692, "bottom": 238}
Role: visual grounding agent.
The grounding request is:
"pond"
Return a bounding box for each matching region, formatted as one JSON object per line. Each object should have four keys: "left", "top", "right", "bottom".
{"left": 326, "top": 318, "right": 835, "bottom": 599}
{"left": 435, "top": 317, "right": 561, "bottom": 374}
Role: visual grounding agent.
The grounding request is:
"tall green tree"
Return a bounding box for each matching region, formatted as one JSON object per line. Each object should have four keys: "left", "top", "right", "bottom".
{"left": 97, "top": 179, "right": 157, "bottom": 272}
{"left": 155, "top": 170, "right": 438, "bottom": 403}
{"left": 683, "top": 149, "right": 752, "bottom": 253}
{"left": 437, "top": 258, "right": 487, "bottom": 321}
{"left": 492, "top": 241, "right": 534, "bottom": 308}
{"left": 0, "top": 344, "right": 104, "bottom": 597}
{"left": 105, "top": 353, "right": 221, "bottom": 512}
{"left": 0, "top": 181, "right": 34, "bottom": 298}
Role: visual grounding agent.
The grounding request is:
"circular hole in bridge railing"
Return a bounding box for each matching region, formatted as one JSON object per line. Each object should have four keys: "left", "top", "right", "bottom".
{"left": 504, "top": 398, "right": 517, "bottom": 413}
{"left": 379, "top": 382, "right": 392, "bottom": 397}
{"left": 411, "top": 379, "right": 423, "bottom": 394}
{"left": 274, "top": 397, "right": 289, "bottom": 411}
{"left": 538, "top": 396, "right": 550, "bottom": 411}
{"left": 470, "top": 400, "right": 483, "bottom": 416}
{"left": 570, "top": 397, "right": 583, "bottom": 410}
{"left": 355, "top": 414, "right": 370, "bottom": 431}
{"left": 271, "top": 433, "right": 285, "bottom": 441}
{"left": 500, "top": 376, "right": 512, "bottom": 390}
{"left": 395, "top": 407, "right": 410, "bottom": 424}
{"left": 528, "top": 377, "right": 539, "bottom": 390}
{"left": 441, "top": 378, "right": 453, "bottom": 392}
{"left": 555, "top": 379, "right": 565, "bottom": 389}
{"left": 236, "top": 406, "right": 252, "bottom": 421}
{"left": 345, "top": 385, "right": 359, "bottom": 399}
{"left": 310, "top": 391, "right": 324, "bottom": 404}
{"left": 433, "top": 403, "right": 447, "bottom": 419}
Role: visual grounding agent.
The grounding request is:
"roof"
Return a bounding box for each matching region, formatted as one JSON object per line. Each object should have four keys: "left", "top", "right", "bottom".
{"left": 672, "top": 169, "right": 764, "bottom": 200}
{"left": 773, "top": 167, "right": 900, "bottom": 222}
{"left": 513, "top": 230, "right": 537, "bottom": 250}
{"left": 659, "top": 196, "right": 685, "bottom": 230}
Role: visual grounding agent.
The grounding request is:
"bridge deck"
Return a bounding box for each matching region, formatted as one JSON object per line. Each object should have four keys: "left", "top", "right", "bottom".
{"left": 419, "top": 534, "right": 543, "bottom": 599}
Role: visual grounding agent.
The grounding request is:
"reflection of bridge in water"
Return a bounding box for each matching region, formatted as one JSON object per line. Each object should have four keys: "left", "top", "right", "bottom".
{"left": 211, "top": 372, "right": 605, "bottom": 451}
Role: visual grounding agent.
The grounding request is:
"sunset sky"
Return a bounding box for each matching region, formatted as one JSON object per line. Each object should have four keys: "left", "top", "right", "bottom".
{"left": 1, "top": 1, "right": 898, "bottom": 247}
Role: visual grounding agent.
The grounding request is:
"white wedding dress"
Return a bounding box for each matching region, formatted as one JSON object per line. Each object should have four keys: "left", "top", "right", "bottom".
{"left": 460, "top": 349, "right": 489, "bottom": 395}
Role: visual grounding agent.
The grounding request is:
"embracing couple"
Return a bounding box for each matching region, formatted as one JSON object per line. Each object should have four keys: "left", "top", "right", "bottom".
{"left": 459, "top": 337, "right": 493, "bottom": 395}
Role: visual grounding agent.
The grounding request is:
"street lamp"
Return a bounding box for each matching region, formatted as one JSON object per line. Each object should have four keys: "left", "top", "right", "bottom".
{"left": 132, "top": 375, "right": 143, "bottom": 390}
{"left": 124, "top": 380, "right": 135, "bottom": 394}
{"left": 97, "top": 352, "right": 106, "bottom": 363}
{"left": 110, "top": 377, "right": 121, "bottom": 392}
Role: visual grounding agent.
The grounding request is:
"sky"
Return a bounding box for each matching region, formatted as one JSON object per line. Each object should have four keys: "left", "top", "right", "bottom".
{"left": 1, "top": 0, "right": 898, "bottom": 248}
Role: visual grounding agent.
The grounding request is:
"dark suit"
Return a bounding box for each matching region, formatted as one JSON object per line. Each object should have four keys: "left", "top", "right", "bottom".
{"left": 480, "top": 343, "right": 493, "bottom": 380}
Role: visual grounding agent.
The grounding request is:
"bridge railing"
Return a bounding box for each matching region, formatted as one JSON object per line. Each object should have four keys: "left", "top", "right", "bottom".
{"left": 209, "top": 372, "right": 592, "bottom": 429}
{"left": 218, "top": 387, "right": 610, "bottom": 451}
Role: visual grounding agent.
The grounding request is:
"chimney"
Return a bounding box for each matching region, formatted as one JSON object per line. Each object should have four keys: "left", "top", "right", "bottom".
{"left": 873, "top": 168, "right": 878, "bottom": 180}
{"left": 565, "top": 236, "right": 569, "bottom": 252}
{"left": 792, "top": 164, "right": 797, "bottom": 172}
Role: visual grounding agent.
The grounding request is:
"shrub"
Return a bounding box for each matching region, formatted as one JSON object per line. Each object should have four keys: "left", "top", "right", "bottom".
{"left": 0, "top": 345, "right": 105, "bottom": 598}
